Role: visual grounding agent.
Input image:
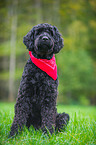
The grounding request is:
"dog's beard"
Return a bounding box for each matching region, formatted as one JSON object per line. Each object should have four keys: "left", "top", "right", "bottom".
{"left": 35, "top": 44, "right": 53, "bottom": 55}
{"left": 34, "top": 37, "right": 54, "bottom": 56}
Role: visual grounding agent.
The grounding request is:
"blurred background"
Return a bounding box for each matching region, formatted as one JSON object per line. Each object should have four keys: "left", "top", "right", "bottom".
{"left": 0, "top": 0, "right": 96, "bottom": 105}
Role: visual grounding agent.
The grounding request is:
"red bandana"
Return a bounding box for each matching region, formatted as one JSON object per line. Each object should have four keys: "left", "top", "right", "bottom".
{"left": 29, "top": 51, "right": 57, "bottom": 80}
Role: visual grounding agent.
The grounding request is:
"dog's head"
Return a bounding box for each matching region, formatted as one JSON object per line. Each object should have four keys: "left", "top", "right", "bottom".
{"left": 23, "top": 23, "right": 64, "bottom": 59}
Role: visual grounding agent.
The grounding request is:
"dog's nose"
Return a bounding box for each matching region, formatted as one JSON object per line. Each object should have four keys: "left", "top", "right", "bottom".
{"left": 42, "top": 36, "right": 49, "bottom": 41}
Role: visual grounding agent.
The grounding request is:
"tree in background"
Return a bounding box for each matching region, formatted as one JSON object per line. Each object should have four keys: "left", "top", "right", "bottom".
{"left": 9, "top": 0, "right": 18, "bottom": 101}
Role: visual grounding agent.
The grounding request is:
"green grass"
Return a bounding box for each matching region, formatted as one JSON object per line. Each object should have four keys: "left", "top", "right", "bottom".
{"left": 0, "top": 103, "right": 96, "bottom": 145}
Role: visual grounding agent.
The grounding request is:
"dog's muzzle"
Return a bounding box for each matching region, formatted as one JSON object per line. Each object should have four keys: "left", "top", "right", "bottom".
{"left": 34, "top": 33, "right": 54, "bottom": 55}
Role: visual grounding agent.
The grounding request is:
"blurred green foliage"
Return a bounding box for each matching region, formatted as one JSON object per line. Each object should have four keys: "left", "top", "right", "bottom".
{"left": 57, "top": 49, "right": 95, "bottom": 105}
{"left": 0, "top": 0, "right": 96, "bottom": 105}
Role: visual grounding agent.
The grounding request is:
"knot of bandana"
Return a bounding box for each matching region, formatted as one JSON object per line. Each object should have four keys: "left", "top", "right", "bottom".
{"left": 29, "top": 51, "right": 57, "bottom": 80}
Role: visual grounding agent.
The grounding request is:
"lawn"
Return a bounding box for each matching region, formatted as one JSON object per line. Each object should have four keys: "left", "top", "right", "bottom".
{"left": 0, "top": 102, "right": 96, "bottom": 145}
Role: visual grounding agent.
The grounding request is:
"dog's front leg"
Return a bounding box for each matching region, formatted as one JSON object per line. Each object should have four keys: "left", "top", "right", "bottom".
{"left": 41, "top": 103, "right": 56, "bottom": 134}
{"left": 9, "top": 97, "right": 30, "bottom": 137}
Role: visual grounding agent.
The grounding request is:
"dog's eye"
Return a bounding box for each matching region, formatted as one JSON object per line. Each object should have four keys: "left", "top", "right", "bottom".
{"left": 38, "top": 28, "right": 43, "bottom": 34}
{"left": 45, "top": 30, "right": 53, "bottom": 36}
{"left": 35, "top": 31, "right": 41, "bottom": 35}
{"left": 35, "top": 28, "right": 43, "bottom": 36}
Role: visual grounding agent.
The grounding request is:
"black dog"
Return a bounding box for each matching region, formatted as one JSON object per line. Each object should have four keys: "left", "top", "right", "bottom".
{"left": 9, "top": 23, "right": 69, "bottom": 137}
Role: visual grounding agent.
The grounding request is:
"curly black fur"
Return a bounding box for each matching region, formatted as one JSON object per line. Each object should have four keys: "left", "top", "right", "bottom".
{"left": 9, "top": 23, "right": 69, "bottom": 137}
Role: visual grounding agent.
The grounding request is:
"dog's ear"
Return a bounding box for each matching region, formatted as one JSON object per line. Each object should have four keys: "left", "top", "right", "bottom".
{"left": 53, "top": 26, "right": 64, "bottom": 53}
{"left": 23, "top": 27, "right": 35, "bottom": 51}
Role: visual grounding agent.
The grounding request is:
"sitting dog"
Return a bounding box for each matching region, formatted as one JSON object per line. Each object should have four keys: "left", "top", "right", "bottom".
{"left": 9, "top": 23, "right": 69, "bottom": 137}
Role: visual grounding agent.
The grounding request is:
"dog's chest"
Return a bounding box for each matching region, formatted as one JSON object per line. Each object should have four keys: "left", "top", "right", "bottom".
{"left": 28, "top": 61, "right": 58, "bottom": 96}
